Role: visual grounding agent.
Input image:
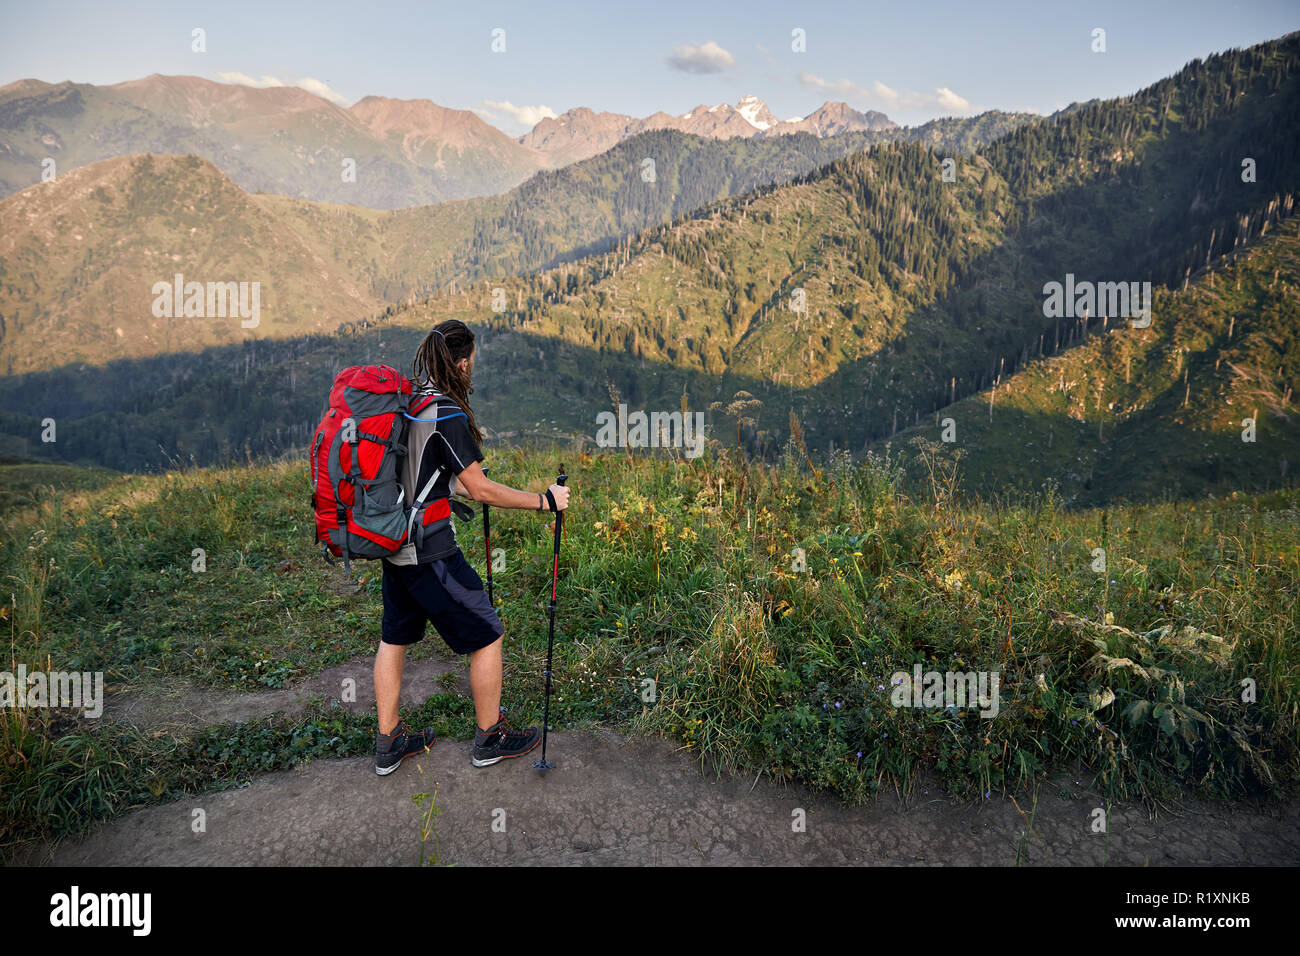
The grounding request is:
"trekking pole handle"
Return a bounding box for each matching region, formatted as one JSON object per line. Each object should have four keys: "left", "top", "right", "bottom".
{"left": 553, "top": 468, "right": 566, "bottom": 536}
{"left": 555, "top": 469, "right": 567, "bottom": 536}
{"left": 550, "top": 466, "right": 566, "bottom": 600}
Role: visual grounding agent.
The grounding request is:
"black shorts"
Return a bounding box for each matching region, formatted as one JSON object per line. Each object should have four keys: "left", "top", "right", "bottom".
{"left": 381, "top": 550, "right": 504, "bottom": 654}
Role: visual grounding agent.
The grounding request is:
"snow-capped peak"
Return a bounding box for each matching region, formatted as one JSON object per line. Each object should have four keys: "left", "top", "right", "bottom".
{"left": 736, "top": 94, "right": 776, "bottom": 130}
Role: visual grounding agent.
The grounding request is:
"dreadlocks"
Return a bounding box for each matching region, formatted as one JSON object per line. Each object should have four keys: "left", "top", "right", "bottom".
{"left": 413, "top": 319, "right": 483, "bottom": 443}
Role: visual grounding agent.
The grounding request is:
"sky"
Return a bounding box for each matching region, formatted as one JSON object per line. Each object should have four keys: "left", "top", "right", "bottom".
{"left": 1, "top": 0, "right": 1297, "bottom": 133}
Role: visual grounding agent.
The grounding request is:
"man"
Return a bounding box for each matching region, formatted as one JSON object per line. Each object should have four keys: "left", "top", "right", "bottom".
{"left": 374, "top": 319, "right": 571, "bottom": 774}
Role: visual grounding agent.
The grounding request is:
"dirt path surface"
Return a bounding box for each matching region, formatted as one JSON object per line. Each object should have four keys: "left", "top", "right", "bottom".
{"left": 19, "top": 653, "right": 1296, "bottom": 866}
{"left": 102, "top": 656, "right": 466, "bottom": 735}
{"left": 23, "top": 729, "right": 1300, "bottom": 866}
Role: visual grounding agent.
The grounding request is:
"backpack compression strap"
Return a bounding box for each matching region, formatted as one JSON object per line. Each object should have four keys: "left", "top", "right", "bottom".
{"left": 407, "top": 466, "right": 443, "bottom": 550}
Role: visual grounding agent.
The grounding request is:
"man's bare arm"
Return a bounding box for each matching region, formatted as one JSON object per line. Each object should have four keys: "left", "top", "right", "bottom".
{"left": 455, "top": 461, "right": 570, "bottom": 511}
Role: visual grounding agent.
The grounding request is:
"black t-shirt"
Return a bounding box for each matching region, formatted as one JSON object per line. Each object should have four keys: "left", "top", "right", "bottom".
{"left": 385, "top": 393, "right": 483, "bottom": 565}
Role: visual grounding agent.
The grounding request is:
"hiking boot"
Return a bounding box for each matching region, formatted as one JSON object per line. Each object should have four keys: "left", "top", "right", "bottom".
{"left": 471, "top": 712, "right": 541, "bottom": 767}
{"left": 375, "top": 720, "right": 435, "bottom": 776}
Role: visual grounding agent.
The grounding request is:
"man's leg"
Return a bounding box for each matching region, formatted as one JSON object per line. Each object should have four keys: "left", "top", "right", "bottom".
{"left": 469, "top": 635, "right": 503, "bottom": 730}
{"left": 374, "top": 639, "right": 406, "bottom": 736}
{"left": 468, "top": 630, "right": 541, "bottom": 766}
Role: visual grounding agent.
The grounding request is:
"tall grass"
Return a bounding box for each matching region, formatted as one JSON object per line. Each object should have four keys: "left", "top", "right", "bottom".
{"left": 2, "top": 443, "right": 1297, "bottom": 852}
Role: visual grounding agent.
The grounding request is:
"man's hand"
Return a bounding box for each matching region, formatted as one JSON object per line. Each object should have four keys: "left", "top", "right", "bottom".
{"left": 456, "top": 461, "right": 572, "bottom": 513}
{"left": 547, "top": 483, "right": 570, "bottom": 512}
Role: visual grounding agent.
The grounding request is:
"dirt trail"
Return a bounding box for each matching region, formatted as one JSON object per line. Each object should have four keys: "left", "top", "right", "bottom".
{"left": 102, "top": 655, "right": 466, "bottom": 735}
{"left": 22, "top": 729, "right": 1300, "bottom": 866}
{"left": 22, "top": 658, "right": 1300, "bottom": 866}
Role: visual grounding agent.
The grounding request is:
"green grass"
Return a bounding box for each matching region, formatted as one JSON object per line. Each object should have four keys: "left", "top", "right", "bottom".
{"left": 0, "top": 456, "right": 120, "bottom": 514}
{"left": 1, "top": 695, "right": 473, "bottom": 849}
{"left": 2, "top": 443, "right": 1297, "bottom": 856}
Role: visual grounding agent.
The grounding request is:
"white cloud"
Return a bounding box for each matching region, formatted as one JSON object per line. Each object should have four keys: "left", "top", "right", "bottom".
{"left": 215, "top": 71, "right": 349, "bottom": 106}
{"left": 798, "top": 71, "right": 973, "bottom": 116}
{"left": 217, "top": 72, "right": 284, "bottom": 88}
{"left": 873, "top": 82, "right": 901, "bottom": 107}
{"left": 797, "top": 72, "right": 870, "bottom": 103}
{"left": 294, "top": 77, "right": 349, "bottom": 106}
{"left": 474, "top": 100, "right": 559, "bottom": 128}
{"left": 935, "top": 87, "right": 972, "bottom": 113}
{"left": 666, "top": 40, "right": 737, "bottom": 74}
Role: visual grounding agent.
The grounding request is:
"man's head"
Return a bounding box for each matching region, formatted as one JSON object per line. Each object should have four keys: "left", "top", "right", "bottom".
{"left": 414, "top": 319, "right": 482, "bottom": 442}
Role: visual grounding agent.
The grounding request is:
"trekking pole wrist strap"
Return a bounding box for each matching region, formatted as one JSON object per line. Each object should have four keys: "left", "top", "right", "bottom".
{"left": 544, "top": 489, "right": 558, "bottom": 512}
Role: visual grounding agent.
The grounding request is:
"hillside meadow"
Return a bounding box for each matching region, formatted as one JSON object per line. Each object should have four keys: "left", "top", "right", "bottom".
{"left": 2, "top": 442, "right": 1296, "bottom": 853}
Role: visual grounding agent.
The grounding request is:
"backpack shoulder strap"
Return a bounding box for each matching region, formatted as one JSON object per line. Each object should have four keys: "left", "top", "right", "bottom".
{"left": 405, "top": 388, "right": 461, "bottom": 422}
{"left": 408, "top": 391, "right": 437, "bottom": 417}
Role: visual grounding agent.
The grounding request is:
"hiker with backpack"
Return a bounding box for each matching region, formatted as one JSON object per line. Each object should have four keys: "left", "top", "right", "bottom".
{"left": 310, "top": 319, "right": 569, "bottom": 775}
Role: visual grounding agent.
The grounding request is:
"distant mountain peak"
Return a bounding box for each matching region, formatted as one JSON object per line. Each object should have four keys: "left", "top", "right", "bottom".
{"left": 736, "top": 94, "right": 777, "bottom": 130}
{"left": 778, "top": 101, "right": 897, "bottom": 136}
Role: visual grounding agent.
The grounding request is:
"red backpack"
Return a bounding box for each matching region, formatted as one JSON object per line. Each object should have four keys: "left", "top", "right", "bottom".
{"left": 309, "top": 364, "right": 466, "bottom": 572}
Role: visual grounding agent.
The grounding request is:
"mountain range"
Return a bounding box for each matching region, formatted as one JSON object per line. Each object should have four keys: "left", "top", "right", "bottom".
{"left": 518, "top": 96, "right": 894, "bottom": 166}
{"left": 0, "top": 74, "right": 900, "bottom": 208}
{"left": 0, "top": 32, "right": 1296, "bottom": 508}
{"left": 0, "top": 111, "right": 1031, "bottom": 374}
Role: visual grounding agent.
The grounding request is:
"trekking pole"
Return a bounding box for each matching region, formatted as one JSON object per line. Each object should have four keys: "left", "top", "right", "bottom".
{"left": 481, "top": 466, "right": 493, "bottom": 607}
{"left": 534, "top": 465, "right": 567, "bottom": 771}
